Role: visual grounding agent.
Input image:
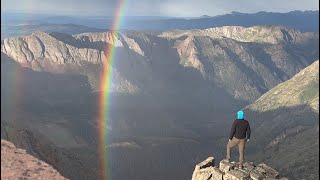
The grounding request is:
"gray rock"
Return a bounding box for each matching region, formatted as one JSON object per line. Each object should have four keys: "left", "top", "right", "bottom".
{"left": 234, "top": 166, "right": 252, "bottom": 175}
{"left": 219, "top": 160, "right": 236, "bottom": 173}
{"left": 192, "top": 167, "right": 225, "bottom": 180}
{"left": 224, "top": 169, "right": 251, "bottom": 180}
{"left": 256, "top": 163, "right": 279, "bottom": 179}
{"left": 250, "top": 169, "right": 266, "bottom": 180}
{"left": 195, "top": 157, "right": 215, "bottom": 170}
{"left": 243, "top": 162, "right": 255, "bottom": 171}
{"left": 191, "top": 158, "right": 224, "bottom": 180}
{"left": 192, "top": 167, "right": 214, "bottom": 180}
{"left": 211, "top": 167, "right": 224, "bottom": 180}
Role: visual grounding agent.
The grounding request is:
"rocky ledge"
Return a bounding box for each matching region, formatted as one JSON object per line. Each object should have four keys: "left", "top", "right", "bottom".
{"left": 1, "top": 139, "right": 67, "bottom": 179}
{"left": 192, "top": 157, "right": 288, "bottom": 180}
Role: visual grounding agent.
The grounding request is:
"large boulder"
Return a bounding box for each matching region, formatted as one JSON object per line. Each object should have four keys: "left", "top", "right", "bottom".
{"left": 191, "top": 157, "right": 224, "bottom": 180}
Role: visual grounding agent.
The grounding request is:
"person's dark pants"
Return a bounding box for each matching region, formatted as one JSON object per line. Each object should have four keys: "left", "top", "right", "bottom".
{"left": 226, "top": 137, "right": 246, "bottom": 165}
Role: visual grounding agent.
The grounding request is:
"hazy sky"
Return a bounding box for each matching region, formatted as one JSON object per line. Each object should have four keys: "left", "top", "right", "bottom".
{"left": 2, "top": 0, "right": 319, "bottom": 17}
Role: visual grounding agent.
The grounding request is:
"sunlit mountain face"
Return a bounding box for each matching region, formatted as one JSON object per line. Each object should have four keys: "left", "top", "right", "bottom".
{"left": 1, "top": 3, "right": 319, "bottom": 180}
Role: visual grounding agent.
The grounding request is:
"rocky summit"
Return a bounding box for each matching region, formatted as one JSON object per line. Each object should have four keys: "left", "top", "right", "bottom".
{"left": 191, "top": 157, "right": 288, "bottom": 180}
{"left": 1, "top": 139, "right": 67, "bottom": 179}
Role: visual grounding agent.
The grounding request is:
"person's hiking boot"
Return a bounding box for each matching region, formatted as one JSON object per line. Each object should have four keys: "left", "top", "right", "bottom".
{"left": 223, "top": 158, "right": 230, "bottom": 163}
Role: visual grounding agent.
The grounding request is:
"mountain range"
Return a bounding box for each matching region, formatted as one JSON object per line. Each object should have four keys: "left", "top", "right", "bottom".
{"left": 1, "top": 25, "right": 318, "bottom": 103}
{"left": 1, "top": 23, "right": 104, "bottom": 39}
{"left": 1, "top": 10, "right": 319, "bottom": 39}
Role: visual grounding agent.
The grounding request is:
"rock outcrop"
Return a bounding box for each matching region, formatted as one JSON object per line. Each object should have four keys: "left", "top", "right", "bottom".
{"left": 1, "top": 139, "right": 67, "bottom": 179}
{"left": 191, "top": 157, "right": 288, "bottom": 180}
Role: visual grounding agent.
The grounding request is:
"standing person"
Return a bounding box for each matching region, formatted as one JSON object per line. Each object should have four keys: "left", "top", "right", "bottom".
{"left": 225, "top": 110, "right": 251, "bottom": 168}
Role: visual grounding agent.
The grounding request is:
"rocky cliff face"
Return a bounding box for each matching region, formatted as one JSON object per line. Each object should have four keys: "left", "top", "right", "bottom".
{"left": 1, "top": 139, "right": 67, "bottom": 179}
{"left": 192, "top": 157, "right": 288, "bottom": 180}
{"left": 1, "top": 26, "right": 318, "bottom": 102}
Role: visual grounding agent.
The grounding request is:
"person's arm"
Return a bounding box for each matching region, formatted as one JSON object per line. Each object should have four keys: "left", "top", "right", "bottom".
{"left": 229, "top": 120, "right": 237, "bottom": 140}
{"left": 246, "top": 122, "right": 251, "bottom": 141}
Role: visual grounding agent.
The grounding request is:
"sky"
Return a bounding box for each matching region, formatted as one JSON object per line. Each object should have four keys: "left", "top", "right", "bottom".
{"left": 1, "top": 0, "right": 319, "bottom": 17}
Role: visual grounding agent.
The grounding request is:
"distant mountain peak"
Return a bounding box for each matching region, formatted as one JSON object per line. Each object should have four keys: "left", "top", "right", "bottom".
{"left": 200, "top": 15, "right": 211, "bottom": 18}
{"left": 230, "top": 11, "right": 242, "bottom": 14}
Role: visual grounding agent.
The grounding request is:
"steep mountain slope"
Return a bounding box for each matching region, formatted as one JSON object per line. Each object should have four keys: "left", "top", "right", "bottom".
{"left": 245, "top": 60, "right": 319, "bottom": 179}
{"left": 247, "top": 60, "right": 318, "bottom": 113}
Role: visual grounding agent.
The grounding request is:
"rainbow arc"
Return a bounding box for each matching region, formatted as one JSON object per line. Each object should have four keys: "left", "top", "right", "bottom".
{"left": 97, "top": 0, "right": 128, "bottom": 179}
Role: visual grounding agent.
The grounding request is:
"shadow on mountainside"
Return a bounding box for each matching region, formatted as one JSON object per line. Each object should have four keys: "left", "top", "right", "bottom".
{"left": 1, "top": 53, "right": 98, "bottom": 179}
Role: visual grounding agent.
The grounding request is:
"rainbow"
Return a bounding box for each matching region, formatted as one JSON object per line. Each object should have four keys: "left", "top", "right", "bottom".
{"left": 97, "top": 0, "right": 128, "bottom": 179}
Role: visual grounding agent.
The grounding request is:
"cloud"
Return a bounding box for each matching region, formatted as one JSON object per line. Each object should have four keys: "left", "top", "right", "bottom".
{"left": 2, "top": 0, "right": 319, "bottom": 16}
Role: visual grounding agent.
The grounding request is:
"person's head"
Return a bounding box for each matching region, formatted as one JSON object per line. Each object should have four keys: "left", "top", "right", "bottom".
{"left": 237, "top": 110, "right": 244, "bottom": 120}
